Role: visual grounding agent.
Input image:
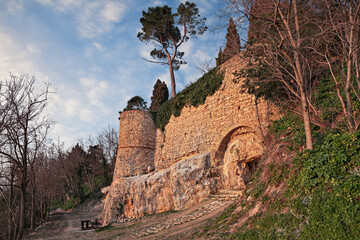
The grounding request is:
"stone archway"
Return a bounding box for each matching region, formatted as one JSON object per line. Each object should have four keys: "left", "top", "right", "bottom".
{"left": 215, "top": 127, "right": 262, "bottom": 190}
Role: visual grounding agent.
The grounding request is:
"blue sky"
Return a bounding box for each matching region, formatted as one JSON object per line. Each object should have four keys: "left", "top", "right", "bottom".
{"left": 0, "top": 0, "right": 228, "bottom": 148}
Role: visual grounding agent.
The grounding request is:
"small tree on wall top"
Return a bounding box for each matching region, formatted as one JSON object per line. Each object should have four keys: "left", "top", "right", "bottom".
{"left": 123, "top": 96, "right": 148, "bottom": 111}
{"left": 150, "top": 79, "right": 169, "bottom": 111}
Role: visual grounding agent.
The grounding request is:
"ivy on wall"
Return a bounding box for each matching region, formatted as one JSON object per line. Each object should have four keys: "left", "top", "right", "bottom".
{"left": 152, "top": 68, "right": 224, "bottom": 131}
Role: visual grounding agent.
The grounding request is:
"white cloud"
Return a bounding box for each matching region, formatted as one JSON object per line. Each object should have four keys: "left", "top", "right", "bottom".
{"left": 80, "top": 77, "right": 96, "bottom": 87}
{"left": 79, "top": 108, "right": 95, "bottom": 123}
{"left": 57, "top": 0, "right": 81, "bottom": 10}
{"left": 193, "top": 49, "right": 212, "bottom": 62}
{"left": 139, "top": 43, "right": 155, "bottom": 60}
{"left": 34, "top": 0, "right": 81, "bottom": 11}
{"left": 26, "top": 44, "right": 41, "bottom": 54}
{"left": 152, "top": 0, "right": 164, "bottom": 5}
{"left": 93, "top": 42, "right": 105, "bottom": 51}
{"left": 33, "top": 0, "right": 128, "bottom": 38}
{"left": 64, "top": 98, "right": 81, "bottom": 116}
{"left": 0, "top": 32, "right": 46, "bottom": 80}
{"left": 6, "top": 0, "right": 24, "bottom": 14}
{"left": 86, "top": 80, "right": 109, "bottom": 109}
{"left": 100, "top": 1, "right": 125, "bottom": 22}
{"left": 77, "top": 1, "right": 128, "bottom": 38}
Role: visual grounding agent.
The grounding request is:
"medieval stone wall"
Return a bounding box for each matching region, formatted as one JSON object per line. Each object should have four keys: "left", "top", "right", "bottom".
{"left": 154, "top": 55, "right": 279, "bottom": 171}
{"left": 102, "top": 54, "right": 281, "bottom": 224}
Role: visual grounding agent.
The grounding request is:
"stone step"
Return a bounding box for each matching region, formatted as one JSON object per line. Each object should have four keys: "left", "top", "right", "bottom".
{"left": 217, "top": 189, "right": 243, "bottom": 196}
{"left": 208, "top": 195, "right": 239, "bottom": 201}
{"left": 207, "top": 189, "right": 243, "bottom": 201}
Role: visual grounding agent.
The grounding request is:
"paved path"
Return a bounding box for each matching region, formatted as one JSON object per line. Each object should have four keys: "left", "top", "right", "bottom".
{"left": 26, "top": 190, "right": 242, "bottom": 239}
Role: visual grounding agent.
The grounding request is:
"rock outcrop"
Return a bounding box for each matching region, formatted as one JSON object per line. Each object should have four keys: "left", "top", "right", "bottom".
{"left": 103, "top": 153, "right": 216, "bottom": 223}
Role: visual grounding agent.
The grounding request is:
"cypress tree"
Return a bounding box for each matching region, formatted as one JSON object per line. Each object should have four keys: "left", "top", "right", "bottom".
{"left": 150, "top": 79, "right": 169, "bottom": 111}
{"left": 223, "top": 17, "right": 241, "bottom": 63}
{"left": 216, "top": 47, "right": 224, "bottom": 67}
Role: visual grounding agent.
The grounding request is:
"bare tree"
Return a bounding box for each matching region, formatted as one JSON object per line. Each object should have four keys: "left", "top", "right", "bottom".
{"left": 0, "top": 74, "right": 52, "bottom": 240}
{"left": 312, "top": 0, "right": 360, "bottom": 131}
{"left": 96, "top": 125, "right": 118, "bottom": 174}
{"left": 226, "top": 0, "right": 317, "bottom": 150}
{"left": 196, "top": 59, "right": 213, "bottom": 74}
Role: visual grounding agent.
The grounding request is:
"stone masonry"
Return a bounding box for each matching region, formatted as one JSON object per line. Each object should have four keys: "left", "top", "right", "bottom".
{"left": 116, "top": 110, "right": 156, "bottom": 177}
{"left": 102, "top": 54, "right": 280, "bottom": 225}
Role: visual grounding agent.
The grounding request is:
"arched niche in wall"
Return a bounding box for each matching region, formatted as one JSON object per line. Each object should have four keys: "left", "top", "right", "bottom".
{"left": 214, "top": 126, "right": 262, "bottom": 190}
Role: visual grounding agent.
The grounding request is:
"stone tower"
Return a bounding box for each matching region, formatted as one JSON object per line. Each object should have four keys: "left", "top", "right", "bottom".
{"left": 114, "top": 110, "right": 156, "bottom": 178}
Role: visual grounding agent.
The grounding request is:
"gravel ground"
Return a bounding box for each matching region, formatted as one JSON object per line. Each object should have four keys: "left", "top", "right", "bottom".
{"left": 26, "top": 192, "right": 238, "bottom": 240}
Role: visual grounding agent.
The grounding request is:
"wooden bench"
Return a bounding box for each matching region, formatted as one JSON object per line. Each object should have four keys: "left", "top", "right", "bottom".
{"left": 81, "top": 220, "right": 91, "bottom": 230}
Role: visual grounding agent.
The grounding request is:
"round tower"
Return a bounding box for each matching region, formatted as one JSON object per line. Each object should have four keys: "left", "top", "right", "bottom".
{"left": 114, "top": 110, "right": 156, "bottom": 177}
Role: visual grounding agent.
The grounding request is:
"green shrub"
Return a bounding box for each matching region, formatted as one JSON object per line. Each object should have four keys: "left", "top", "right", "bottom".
{"left": 290, "top": 131, "right": 360, "bottom": 239}
{"left": 208, "top": 131, "right": 360, "bottom": 239}
{"left": 153, "top": 68, "right": 224, "bottom": 130}
{"left": 61, "top": 196, "right": 80, "bottom": 211}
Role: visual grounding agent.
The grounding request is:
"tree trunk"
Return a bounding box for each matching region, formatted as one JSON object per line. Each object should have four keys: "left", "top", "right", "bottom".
{"left": 17, "top": 169, "right": 27, "bottom": 240}
{"left": 30, "top": 186, "right": 36, "bottom": 232}
{"left": 7, "top": 166, "right": 15, "bottom": 240}
{"left": 293, "top": 0, "right": 313, "bottom": 150}
{"left": 300, "top": 86, "right": 313, "bottom": 150}
{"left": 345, "top": 20, "right": 356, "bottom": 131}
{"left": 169, "top": 62, "right": 176, "bottom": 98}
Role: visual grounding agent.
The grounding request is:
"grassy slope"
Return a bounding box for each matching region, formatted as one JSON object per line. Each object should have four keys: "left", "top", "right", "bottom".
{"left": 196, "top": 113, "right": 360, "bottom": 239}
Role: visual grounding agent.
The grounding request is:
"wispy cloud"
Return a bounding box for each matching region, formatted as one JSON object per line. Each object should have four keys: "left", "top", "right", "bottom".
{"left": 34, "top": 0, "right": 128, "bottom": 38}
{"left": 0, "top": 0, "right": 226, "bottom": 148}
{"left": 77, "top": 1, "right": 128, "bottom": 38}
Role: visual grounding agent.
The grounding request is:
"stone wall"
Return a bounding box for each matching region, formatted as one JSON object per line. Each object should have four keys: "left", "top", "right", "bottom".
{"left": 154, "top": 55, "right": 279, "bottom": 171}
{"left": 102, "top": 54, "right": 280, "bottom": 224}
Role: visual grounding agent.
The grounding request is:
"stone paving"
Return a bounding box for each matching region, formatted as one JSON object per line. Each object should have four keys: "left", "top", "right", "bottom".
{"left": 131, "top": 190, "right": 242, "bottom": 238}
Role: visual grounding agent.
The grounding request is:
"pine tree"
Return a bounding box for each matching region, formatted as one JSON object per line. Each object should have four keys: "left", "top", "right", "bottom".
{"left": 223, "top": 17, "right": 241, "bottom": 63}
{"left": 137, "top": 2, "right": 207, "bottom": 98}
{"left": 150, "top": 79, "right": 169, "bottom": 111}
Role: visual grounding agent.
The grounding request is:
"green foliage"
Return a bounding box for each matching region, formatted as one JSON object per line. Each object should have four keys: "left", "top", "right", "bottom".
{"left": 222, "top": 17, "right": 241, "bottom": 63}
{"left": 269, "top": 113, "right": 307, "bottom": 150}
{"left": 61, "top": 196, "right": 80, "bottom": 211}
{"left": 268, "top": 163, "right": 289, "bottom": 186}
{"left": 229, "top": 213, "right": 300, "bottom": 240}
{"left": 203, "top": 128, "right": 360, "bottom": 239}
{"left": 294, "top": 132, "right": 360, "bottom": 197}
{"left": 314, "top": 76, "right": 342, "bottom": 125}
{"left": 149, "top": 79, "right": 169, "bottom": 111}
{"left": 123, "top": 96, "right": 148, "bottom": 111}
{"left": 153, "top": 68, "right": 224, "bottom": 130}
{"left": 250, "top": 183, "right": 266, "bottom": 198}
{"left": 215, "top": 47, "right": 224, "bottom": 67}
{"left": 234, "top": 60, "right": 287, "bottom": 102}
{"left": 137, "top": 2, "right": 206, "bottom": 70}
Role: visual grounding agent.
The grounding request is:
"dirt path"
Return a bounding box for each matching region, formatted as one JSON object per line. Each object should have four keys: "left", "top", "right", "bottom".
{"left": 27, "top": 193, "right": 238, "bottom": 240}
{"left": 26, "top": 200, "right": 103, "bottom": 240}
